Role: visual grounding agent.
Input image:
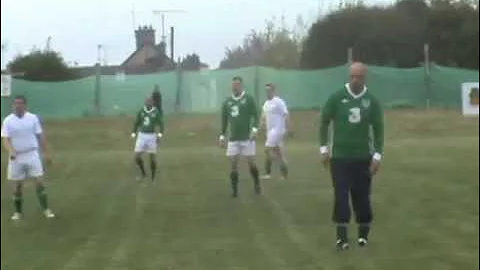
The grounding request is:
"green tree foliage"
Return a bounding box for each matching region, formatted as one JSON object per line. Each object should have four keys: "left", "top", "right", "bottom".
{"left": 7, "top": 50, "right": 77, "bottom": 81}
{"left": 180, "top": 53, "right": 208, "bottom": 71}
{"left": 219, "top": 17, "right": 305, "bottom": 69}
{"left": 301, "top": 0, "right": 479, "bottom": 69}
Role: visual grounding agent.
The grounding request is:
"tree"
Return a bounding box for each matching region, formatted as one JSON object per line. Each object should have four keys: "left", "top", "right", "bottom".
{"left": 300, "top": 0, "right": 479, "bottom": 69}
{"left": 180, "top": 53, "right": 207, "bottom": 70}
{"left": 219, "top": 16, "right": 305, "bottom": 69}
{"left": 7, "top": 50, "right": 77, "bottom": 81}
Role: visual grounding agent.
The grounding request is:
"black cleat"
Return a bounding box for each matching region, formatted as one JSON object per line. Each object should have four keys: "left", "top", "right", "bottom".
{"left": 336, "top": 240, "right": 349, "bottom": 251}
{"left": 357, "top": 238, "right": 368, "bottom": 247}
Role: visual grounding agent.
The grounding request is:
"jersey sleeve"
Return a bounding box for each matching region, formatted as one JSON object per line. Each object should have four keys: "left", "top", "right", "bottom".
{"left": 319, "top": 93, "right": 337, "bottom": 146}
{"left": 34, "top": 115, "right": 43, "bottom": 135}
{"left": 220, "top": 100, "right": 229, "bottom": 136}
{"left": 279, "top": 99, "right": 289, "bottom": 115}
{"left": 370, "top": 98, "right": 384, "bottom": 154}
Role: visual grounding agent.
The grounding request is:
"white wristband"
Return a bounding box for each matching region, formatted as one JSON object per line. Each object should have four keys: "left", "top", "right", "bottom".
{"left": 251, "top": 127, "right": 258, "bottom": 134}
{"left": 131, "top": 133, "right": 136, "bottom": 138}
{"left": 219, "top": 135, "right": 225, "bottom": 141}
{"left": 320, "top": 146, "right": 329, "bottom": 154}
{"left": 157, "top": 133, "right": 163, "bottom": 138}
{"left": 372, "top": 153, "right": 382, "bottom": 161}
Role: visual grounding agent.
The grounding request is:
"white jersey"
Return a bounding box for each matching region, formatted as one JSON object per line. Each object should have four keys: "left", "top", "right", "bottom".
{"left": 1, "top": 112, "right": 42, "bottom": 153}
{"left": 262, "top": 96, "right": 289, "bottom": 133}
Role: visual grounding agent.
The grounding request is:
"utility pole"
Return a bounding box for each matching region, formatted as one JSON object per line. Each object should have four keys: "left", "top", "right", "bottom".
{"left": 97, "top": 44, "right": 102, "bottom": 64}
{"left": 45, "top": 36, "right": 52, "bottom": 52}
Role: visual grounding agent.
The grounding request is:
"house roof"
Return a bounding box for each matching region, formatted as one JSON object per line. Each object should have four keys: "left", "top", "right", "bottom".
{"left": 120, "top": 43, "right": 171, "bottom": 67}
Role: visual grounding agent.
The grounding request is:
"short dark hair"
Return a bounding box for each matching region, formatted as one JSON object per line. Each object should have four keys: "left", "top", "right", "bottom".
{"left": 14, "top": 95, "right": 27, "bottom": 104}
{"left": 265, "top": 83, "right": 275, "bottom": 88}
{"left": 232, "top": 76, "right": 243, "bottom": 83}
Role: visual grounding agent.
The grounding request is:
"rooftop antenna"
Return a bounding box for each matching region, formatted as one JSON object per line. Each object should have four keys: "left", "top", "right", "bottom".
{"left": 131, "top": 4, "right": 136, "bottom": 31}
{"left": 152, "top": 9, "right": 186, "bottom": 44}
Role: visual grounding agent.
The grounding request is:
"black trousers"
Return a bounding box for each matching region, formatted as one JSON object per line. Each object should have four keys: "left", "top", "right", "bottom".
{"left": 330, "top": 158, "right": 373, "bottom": 224}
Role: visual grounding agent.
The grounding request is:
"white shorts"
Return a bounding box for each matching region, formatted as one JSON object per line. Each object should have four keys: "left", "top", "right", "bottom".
{"left": 226, "top": 140, "right": 256, "bottom": 157}
{"left": 7, "top": 150, "right": 44, "bottom": 181}
{"left": 265, "top": 129, "right": 285, "bottom": 148}
{"left": 134, "top": 133, "right": 158, "bottom": 154}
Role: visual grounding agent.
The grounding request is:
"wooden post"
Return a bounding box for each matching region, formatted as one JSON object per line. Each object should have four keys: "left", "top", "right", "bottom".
{"left": 424, "top": 43, "right": 431, "bottom": 109}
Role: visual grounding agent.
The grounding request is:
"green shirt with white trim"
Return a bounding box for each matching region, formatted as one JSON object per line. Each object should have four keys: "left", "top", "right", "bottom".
{"left": 319, "top": 84, "right": 384, "bottom": 159}
{"left": 221, "top": 91, "right": 259, "bottom": 141}
{"left": 133, "top": 106, "right": 164, "bottom": 134}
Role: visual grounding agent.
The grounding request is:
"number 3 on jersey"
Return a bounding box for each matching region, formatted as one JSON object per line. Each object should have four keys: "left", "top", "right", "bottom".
{"left": 348, "top": 107, "right": 361, "bottom": 123}
{"left": 143, "top": 116, "right": 150, "bottom": 126}
{"left": 230, "top": 105, "right": 239, "bottom": 117}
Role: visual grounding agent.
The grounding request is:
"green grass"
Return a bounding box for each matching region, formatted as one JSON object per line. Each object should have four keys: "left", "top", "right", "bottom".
{"left": 1, "top": 110, "right": 479, "bottom": 270}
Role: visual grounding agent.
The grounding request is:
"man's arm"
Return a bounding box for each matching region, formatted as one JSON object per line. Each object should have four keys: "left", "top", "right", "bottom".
{"left": 220, "top": 101, "right": 228, "bottom": 139}
{"left": 259, "top": 103, "right": 266, "bottom": 131}
{"left": 279, "top": 99, "right": 290, "bottom": 132}
{"left": 250, "top": 96, "right": 259, "bottom": 134}
{"left": 319, "top": 94, "right": 336, "bottom": 154}
{"left": 34, "top": 116, "right": 50, "bottom": 158}
{"left": 1, "top": 123, "right": 15, "bottom": 156}
{"left": 371, "top": 98, "right": 384, "bottom": 161}
{"left": 2, "top": 137, "right": 15, "bottom": 156}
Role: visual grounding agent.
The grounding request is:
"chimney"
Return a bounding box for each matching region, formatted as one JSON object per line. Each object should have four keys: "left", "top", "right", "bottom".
{"left": 134, "top": 25, "right": 156, "bottom": 50}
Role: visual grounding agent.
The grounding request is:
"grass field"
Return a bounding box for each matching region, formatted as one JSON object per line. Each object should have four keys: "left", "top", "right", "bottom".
{"left": 1, "top": 110, "right": 479, "bottom": 270}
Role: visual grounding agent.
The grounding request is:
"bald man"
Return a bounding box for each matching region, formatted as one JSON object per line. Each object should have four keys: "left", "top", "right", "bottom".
{"left": 319, "top": 62, "right": 384, "bottom": 251}
{"left": 131, "top": 97, "right": 164, "bottom": 182}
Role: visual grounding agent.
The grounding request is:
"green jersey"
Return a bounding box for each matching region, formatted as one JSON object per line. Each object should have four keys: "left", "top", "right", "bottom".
{"left": 221, "top": 91, "right": 259, "bottom": 141}
{"left": 132, "top": 106, "right": 164, "bottom": 134}
{"left": 319, "top": 84, "right": 384, "bottom": 159}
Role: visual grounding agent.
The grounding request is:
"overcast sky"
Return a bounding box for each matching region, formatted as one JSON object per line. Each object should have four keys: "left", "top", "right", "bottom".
{"left": 1, "top": 0, "right": 391, "bottom": 69}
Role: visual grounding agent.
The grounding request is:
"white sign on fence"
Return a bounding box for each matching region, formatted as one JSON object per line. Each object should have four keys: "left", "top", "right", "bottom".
{"left": 1, "top": 74, "right": 12, "bottom": 97}
{"left": 461, "top": 82, "right": 479, "bottom": 116}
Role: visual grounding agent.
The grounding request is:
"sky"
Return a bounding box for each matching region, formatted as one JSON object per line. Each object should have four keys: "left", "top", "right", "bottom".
{"left": 1, "top": 0, "right": 391, "bottom": 69}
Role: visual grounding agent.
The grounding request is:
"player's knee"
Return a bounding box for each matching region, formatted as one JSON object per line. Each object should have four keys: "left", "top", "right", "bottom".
{"left": 230, "top": 161, "right": 239, "bottom": 172}
{"left": 13, "top": 183, "right": 23, "bottom": 195}
{"left": 33, "top": 178, "right": 45, "bottom": 187}
{"left": 272, "top": 147, "right": 282, "bottom": 158}
{"left": 247, "top": 158, "right": 257, "bottom": 169}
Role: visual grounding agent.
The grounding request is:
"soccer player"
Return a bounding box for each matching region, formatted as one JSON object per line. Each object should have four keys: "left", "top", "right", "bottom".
{"left": 1, "top": 95, "right": 55, "bottom": 220}
{"left": 319, "top": 62, "right": 384, "bottom": 251}
{"left": 131, "top": 97, "right": 164, "bottom": 182}
{"left": 260, "top": 83, "right": 290, "bottom": 180}
{"left": 219, "top": 76, "right": 261, "bottom": 198}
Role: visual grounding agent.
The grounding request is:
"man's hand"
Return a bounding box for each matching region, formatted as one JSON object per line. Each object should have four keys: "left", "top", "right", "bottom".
{"left": 370, "top": 160, "right": 381, "bottom": 176}
{"left": 218, "top": 135, "right": 226, "bottom": 148}
{"left": 249, "top": 128, "right": 258, "bottom": 141}
{"left": 320, "top": 146, "right": 330, "bottom": 170}
{"left": 370, "top": 153, "right": 382, "bottom": 176}
{"left": 131, "top": 133, "right": 136, "bottom": 139}
{"left": 157, "top": 133, "right": 163, "bottom": 143}
{"left": 321, "top": 153, "right": 330, "bottom": 169}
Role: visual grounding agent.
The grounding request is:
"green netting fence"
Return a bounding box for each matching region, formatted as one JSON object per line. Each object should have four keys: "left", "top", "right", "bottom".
{"left": 1, "top": 64, "right": 478, "bottom": 119}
